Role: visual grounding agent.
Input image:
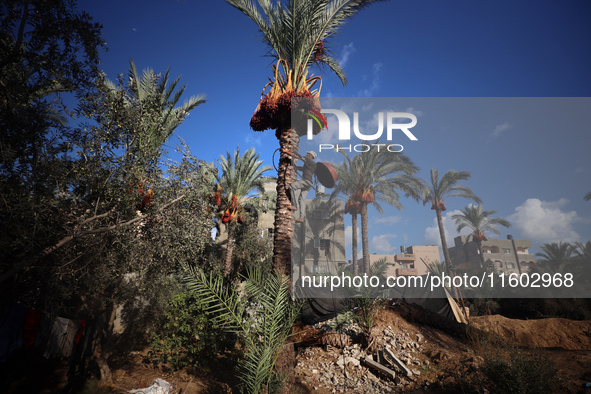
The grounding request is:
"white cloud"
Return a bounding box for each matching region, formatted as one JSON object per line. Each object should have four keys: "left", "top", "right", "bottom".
{"left": 358, "top": 62, "right": 382, "bottom": 97}
{"left": 507, "top": 198, "right": 581, "bottom": 243}
{"left": 339, "top": 42, "right": 356, "bottom": 68}
{"left": 375, "top": 215, "right": 402, "bottom": 225}
{"left": 489, "top": 122, "right": 512, "bottom": 141}
{"left": 402, "top": 234, "right": 409, "bottom": 244}
{"left": 404, "top": 107, "right": 423, "bottom": 117}
{"left": 371, "top": 233, "right": 397, "bottom": 254}
{"left": 245, "top": 134, "right": 262, "bottom": 147}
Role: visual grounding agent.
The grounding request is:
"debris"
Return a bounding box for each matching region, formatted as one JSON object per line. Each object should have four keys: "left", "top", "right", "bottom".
{"left": 128, "top": 378, "right": 172, "bottom": 394}
{"left": 362, "top": 356, "right": 396, "bottom": 380}
{"left": 383, "top": 347, "right": 413, "bottom": 377}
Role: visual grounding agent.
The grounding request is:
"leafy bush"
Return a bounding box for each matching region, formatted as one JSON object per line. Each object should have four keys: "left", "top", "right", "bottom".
{"left": 479, "top": 345, "right": 559, "bottom": 394}
{"left": 149, "top": 287, "right": 234, "bottom": 370}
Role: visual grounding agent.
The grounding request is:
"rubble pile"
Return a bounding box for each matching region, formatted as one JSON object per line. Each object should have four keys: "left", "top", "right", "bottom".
{"left": 295, "top": 316, "right": 447, "bottom": 393}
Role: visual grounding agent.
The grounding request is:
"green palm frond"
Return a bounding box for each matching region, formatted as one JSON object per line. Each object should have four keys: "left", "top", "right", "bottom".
{"left": 105, "top": 59, "right": 206, "bottom": 162}
{"left": 452, "top": 204, "right": 510, "bottom": 238}
{"left": 535, "top": 242, "right": 574, "bottom": 265}
{"left": 216, "top": 146, "right": 272, "bottom": 207}
{"left": 423, "top": 168, "right": 480, "bottom": 206}
{"left": 180, "top": 265, "right": 246, "bottom": 333}
{"left": 181, "top": 265, "right": 300, "bottom": 394}
{"left": 226, "top": 0, "right": 387, "bottom": 88}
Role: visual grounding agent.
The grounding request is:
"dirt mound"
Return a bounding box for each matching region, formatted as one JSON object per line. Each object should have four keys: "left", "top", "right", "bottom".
{"left": 471, "top": 314, "right": 591, "bottom": 350}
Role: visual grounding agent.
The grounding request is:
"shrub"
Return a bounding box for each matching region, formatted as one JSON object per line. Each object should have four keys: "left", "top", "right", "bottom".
{"left": 479, "top": 345, "right": 559, "bottom": 394}
{"left": 149, "top": 287, "right": 234, "bottom": 370}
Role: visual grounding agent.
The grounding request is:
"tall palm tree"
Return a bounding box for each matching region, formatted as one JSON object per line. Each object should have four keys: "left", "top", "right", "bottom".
{"left": 452, "top": 205, "right": 511, "bottom": 268}
{"left": 422, "top": 168, "right": 481, "bottom": 271}
{"left": 331, "top": 157, "right": 363, "bottom": 275}
{"left": 212, "top": 146, "right": 272, "bottom": 277}
{"left": 105, "top": 59, "right": 206, "bottom": 166}
{"left": 339, "top": 146, "right": 422, "bottom": 274}
{"left": 226, "top": 0, "right": 386, "bottom": 276}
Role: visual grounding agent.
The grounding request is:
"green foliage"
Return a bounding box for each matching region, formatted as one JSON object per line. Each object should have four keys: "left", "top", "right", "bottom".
{"left": 149, "top": 287, "right": 234, "bottom": 370}
{"left": 345, "top": 258, "right": 388, "bottom": 348}
{"left": 479, "top": 346, "right": 559, "bottom": 394}
{"left": 329, "top": 310, "right": 356, "bottom": 333}
{"left": 182, "top": 266, "right": 301, "bottom": 394}
{"left": 226, "top": 0, "right": 388, "bottom": 89}
{"left": 231, "top": 212, "right": 274, "bottom": 274}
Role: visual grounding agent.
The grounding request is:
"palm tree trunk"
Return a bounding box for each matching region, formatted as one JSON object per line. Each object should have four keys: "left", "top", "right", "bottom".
{"left": 224, "top": 223, "right": 235, "bottom": 277}
{"left": 273, "top": 128, "right": 298, "bottom": 277}
{"left": 361, "top": 203, "right": 370, "bottom": 274}
{"left": 437, "top": 207, "right": 464, "bottom": 307}
{"left": 436, "top": 208, "right": 453, "bottom": 271}
{"left": 477, "top": 240, "right": 485, "bottom": 269}
{"left": 352, "top": 213, "right": 358, "bottom": 276}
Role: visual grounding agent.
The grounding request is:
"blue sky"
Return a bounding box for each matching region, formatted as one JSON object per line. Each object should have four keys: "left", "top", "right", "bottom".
{"left": 78, "top": 0, "right": 591, "bottom": 260}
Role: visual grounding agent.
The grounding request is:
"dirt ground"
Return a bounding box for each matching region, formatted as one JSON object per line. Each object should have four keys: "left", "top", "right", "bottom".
{"left": 98, "top": 306, "right": 591, "bottom": 394}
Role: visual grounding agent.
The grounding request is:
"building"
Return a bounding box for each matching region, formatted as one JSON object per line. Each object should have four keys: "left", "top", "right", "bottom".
{"left": 292, "top": 197, "right": 346, "bottom": 281}
{"left": 448, "top": 235, "right": 536, "bottom": 274}
{"left": 357, "top": 244, "right": 441, "bottom": 276}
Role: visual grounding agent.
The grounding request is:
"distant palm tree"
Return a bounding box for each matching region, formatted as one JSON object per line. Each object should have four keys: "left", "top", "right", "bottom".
{"left": 212, "top": 147, "right": 272, "bottom": 277}
{"left": 338, "top": 146, "right": 422, "bottom": 274}
{"left": 452, "top": 205, "right": 510, "bottom": 268}
{"left": 105, "top": 59, "right": 206, "bottom": 166}
{"left": 585, "top": 191, "right": 591, "bottom": 201}
{"left": 226, "top": 0, "right": 386, "bottom": 276}
{"left": 535, "top": 242, "right": 575, "bottom": 274}
{"left": 422, "top": 168, "right": 481, "bottom": 271}
{"left": 573, "top": 241, "right": 591, "bottom": 263}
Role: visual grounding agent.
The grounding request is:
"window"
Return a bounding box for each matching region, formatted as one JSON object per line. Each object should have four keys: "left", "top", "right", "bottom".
{"left": 503, "top": 248, "right": 511, "bottom": 254}
{"left": 312, "top": 265, "right": 328, "bottom": 273}
{"left": 314, "top": 239, "right": 330, "bottom": 249}
{"left": 506, "top": 262, "right": 515, "bottom": 269}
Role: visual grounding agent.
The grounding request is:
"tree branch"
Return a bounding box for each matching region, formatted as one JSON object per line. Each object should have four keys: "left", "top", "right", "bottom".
{"left": 0, "top": 195, "right": 185, "bottom": 284}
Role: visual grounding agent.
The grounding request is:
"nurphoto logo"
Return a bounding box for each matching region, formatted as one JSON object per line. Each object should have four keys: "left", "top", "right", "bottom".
{"left": 306, "top": 109, "right": 418, "bottom": 153}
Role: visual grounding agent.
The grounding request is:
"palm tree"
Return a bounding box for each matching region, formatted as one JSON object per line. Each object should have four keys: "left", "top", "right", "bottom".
{"left": 452, "top": 205, "right": 511, "bottom": 268}
{"left": 422, "top": 168, "right": 481, "bottom": 271}
{"left": 226, "top": 0, "right": 386, "bottom": 275}
{"left": 331, "top": 157, "right": 363, "bottom": 276}
{"left": 339, "top": 145, "right": 422, "bottom": 274}
{"left": 212, "top": 146, "right": 272, "bottom": 277}
{"left": 535, "top": 242, "right": 575, "bottom": 274}
{"left": 105, "top": 59, "right": 206, "bottom": 167}
{"left": 585, "top": 191, "right": 591, "bottom": 201}
{"left": 573, "top": 241, "right": 591, "bottom": 263}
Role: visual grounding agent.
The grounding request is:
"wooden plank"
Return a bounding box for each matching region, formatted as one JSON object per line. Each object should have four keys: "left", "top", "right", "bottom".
{"left": 362, "top": 356, "right": 396, "bottom": 380}
{"left": 383, "top": 347, "right": 413, "bottom": 377}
